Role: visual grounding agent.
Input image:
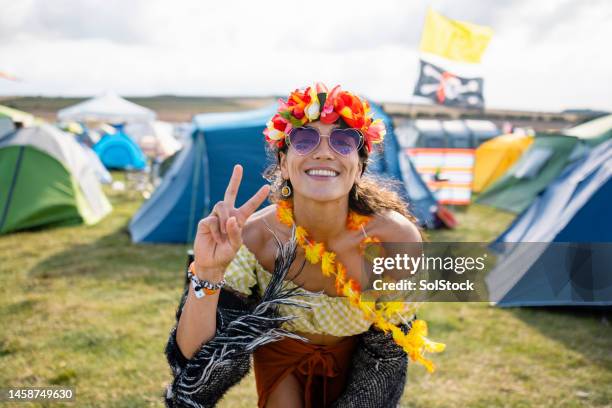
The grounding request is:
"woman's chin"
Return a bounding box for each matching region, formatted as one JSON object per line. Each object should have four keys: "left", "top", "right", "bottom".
{"left": 295, "top": 189, "right": 347, "bottom": 203}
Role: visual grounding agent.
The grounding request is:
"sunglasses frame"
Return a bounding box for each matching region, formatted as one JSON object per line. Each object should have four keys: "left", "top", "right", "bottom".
{"left": 287, "top": 126, "right": 364, "bottom": 156}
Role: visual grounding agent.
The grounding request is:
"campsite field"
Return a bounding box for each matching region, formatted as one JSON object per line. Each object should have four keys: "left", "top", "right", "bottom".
{"left": 1, "top": 174, "right": 611, "bottom": 408}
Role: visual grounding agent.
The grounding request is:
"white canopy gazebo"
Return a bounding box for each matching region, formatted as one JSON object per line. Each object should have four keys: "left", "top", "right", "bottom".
{"left": 57, "top": 92, "right": 156, "bottom": 123}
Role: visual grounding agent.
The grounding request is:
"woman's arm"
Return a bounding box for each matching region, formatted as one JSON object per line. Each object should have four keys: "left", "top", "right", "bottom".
{"left": 175, "top": 266, "right": 225, "bottom": 359}
{"left": 174, "top": 165, "right": 269, "bottom": 359}
{"left": 164, "top": 232, "right": 306, "bottom": 408}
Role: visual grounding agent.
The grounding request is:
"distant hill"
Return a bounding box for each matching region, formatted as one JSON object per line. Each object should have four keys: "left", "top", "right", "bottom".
{"left": 0, "top": 95, "right": 276, "bottom": 122}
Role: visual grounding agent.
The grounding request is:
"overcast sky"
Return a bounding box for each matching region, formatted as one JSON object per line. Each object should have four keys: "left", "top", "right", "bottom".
{"left": 1, "top": 0, "right": 611, "bottom": 112}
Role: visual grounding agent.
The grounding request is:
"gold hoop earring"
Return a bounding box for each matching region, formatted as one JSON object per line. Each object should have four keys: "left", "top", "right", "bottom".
{"left": 281, "top": 180, "right": 292, "bottom": 198}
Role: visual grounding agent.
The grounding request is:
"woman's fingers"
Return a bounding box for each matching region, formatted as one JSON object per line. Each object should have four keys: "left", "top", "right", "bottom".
{"left": 223, "top": 164, "right": 243, "bottom": 209}
{"left": 213, "top": 202, "right": 230, "bottom": 235}
{"left": 226, "top": 217, "right": 242, "bottom": 250}
{"left": 198, "top": 216, "right": 223, "bottom": 245}
{"left": 238, "top": 184, "right": 270, "bottom": 220}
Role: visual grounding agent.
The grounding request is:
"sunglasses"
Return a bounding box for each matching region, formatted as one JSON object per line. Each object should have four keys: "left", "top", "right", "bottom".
{"left": 287, "top": 127, "right": 364, "bottom": 156}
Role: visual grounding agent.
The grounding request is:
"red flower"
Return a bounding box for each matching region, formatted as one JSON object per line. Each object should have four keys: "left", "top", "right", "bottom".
{"left": 264, "top": 113, "right": 292, "bottom": 148}
{"left": 320, "top": 85, "right": 341, "bottom": 124}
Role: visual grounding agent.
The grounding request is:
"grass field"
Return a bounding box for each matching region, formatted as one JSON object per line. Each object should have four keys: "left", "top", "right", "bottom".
{"left": 1, "top": 174, "right": 611, "bottom": 407}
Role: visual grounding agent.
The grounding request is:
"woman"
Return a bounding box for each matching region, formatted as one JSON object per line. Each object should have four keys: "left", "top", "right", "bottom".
{"left": 165, "top": 84, "right": 442, "bottom": 408}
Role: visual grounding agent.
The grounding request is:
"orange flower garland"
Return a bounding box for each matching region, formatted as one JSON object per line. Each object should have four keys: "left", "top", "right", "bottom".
{"left": 276, "top": 200, "right": 445, "bottom": 372}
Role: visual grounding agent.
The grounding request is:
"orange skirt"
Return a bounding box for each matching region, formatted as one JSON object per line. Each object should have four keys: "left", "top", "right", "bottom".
{"left": 253, "top": 336, "right": 357, "bottom": 408}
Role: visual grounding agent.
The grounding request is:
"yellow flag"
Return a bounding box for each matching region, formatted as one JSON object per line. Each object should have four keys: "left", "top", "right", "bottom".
{"left": 419, "top": 8, "right": 493, "bottom": 64}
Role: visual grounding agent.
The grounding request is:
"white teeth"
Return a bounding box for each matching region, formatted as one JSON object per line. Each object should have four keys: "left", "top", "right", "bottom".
{"left": 306, "top": 169, "right": 339, "bottom": 177}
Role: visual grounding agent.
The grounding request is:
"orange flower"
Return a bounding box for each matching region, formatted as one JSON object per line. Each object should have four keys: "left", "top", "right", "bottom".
{"left": 276, "top": 200, "right": 294, "bottom": 227}
{"left": 335, "top": 262, "right": 347, "bottom": 294}
{"left": 283, "top": 86, "right": 320, "bottom": 126}
{"left": 392, "top": 320, "right": 446, "bottom": 373}
{"left": 295, "top": 226, "right": 308, "bottom": 246}
{"left": 364, "top": 118, "right": 386, "bottom": 152}
{"left": 342, "top": 279, "right": 362, "bottom": 306}
{"left": 335, "top": 91, "right": 366, "bottom": 129}
{"left": 346, "top": 211, "right": 371, "bottom": 230}
{"left": 321, "top": 251, "right": 336, "bottom": 277}
{"left": 304, "top": 242, "right": 325, "bottom": 264}
{"left": 360, "top": 236, "right": 384, "bottom": 262}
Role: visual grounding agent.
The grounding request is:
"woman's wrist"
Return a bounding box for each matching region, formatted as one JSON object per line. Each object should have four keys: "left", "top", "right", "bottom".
{"left": 194, "top": 264, "right": 226, "bottom": 282}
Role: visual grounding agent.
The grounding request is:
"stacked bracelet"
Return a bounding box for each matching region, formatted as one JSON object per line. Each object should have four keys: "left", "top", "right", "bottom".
{"left": 187, "top": 262, "right": 226, "bottom": 299}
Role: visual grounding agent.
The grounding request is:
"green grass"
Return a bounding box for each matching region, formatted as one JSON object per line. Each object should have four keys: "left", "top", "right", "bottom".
{"left": 1, "top": 181, "right": 610, "bottom": 407}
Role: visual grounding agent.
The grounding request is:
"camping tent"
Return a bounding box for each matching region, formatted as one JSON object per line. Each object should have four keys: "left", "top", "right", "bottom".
{"left": 464, "top": 119, "right": 500, "bottom": 146}
{"left": 81, "top": 142, "right": 113, "bottom": 184}
{"left": 57, "top": 92, "right": 156, "bottom": 123}
{"left": 130, "top": 104, "right": 440, "bottom": 243}
{"left": 413, "top": 120, "right": 446, "bottom": 147}
{"left": 394, "top": 119, "right": 500, "bottom": 149}
{"left": 0, "top": 125, "right": 112, "bottom": 234}
{"left": 93, "top": 125, "right": 147, "bottom": 170}
{"left": 477, "top": 115, "right": 612, "bottom": 213}
{"left": 442, "top": 120, "right": 472, "bottom": 148}
{"left": 368, "top": 103, "right": 440, "bottom": 228}
{"left": 124, "top": 120, "right": 182, "bottom": 159}
{"left": 563, "top": 113, "right": 612, "bottom": 145}
{"left": 129, "top": 106, "right": 276, "bottom": 243}
{"left": 472, "top": 133, "right": 533, "bottom": 193}
{"left": 486, "top": 139, "right": 612, "bottom": 306}
{"left": 0, "top": 111, "right": 15, "bottom": 136}
{"left": 0, "top": 105, "right": 36, "bottom": 127}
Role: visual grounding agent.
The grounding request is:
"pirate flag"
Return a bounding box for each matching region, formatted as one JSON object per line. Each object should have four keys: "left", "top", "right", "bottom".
{"left": 413, "top": 59, "right": 484, "bottom": 109}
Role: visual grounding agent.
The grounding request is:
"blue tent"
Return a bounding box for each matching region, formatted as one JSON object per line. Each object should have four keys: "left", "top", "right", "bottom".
{"left": 486, "top": 139, "right": 612, "bottom": 306}
{"left": 368, "top": 103, "right": 439, "bottom": 228}
{"left": 129, "top": 104, "right": 439, "bottom": 243}
{"left": 93, "top": 125, "right": 147, "bottom": 170}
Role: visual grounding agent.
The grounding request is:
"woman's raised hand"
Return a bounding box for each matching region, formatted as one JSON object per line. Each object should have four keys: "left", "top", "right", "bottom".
{"left": 193, "top": 165, "right": 270, "bottom": 278}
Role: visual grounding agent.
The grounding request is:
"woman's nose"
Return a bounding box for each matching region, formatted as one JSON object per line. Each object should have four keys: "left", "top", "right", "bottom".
{"left": 312, "top": 135, "right": 334, "bottom": 159}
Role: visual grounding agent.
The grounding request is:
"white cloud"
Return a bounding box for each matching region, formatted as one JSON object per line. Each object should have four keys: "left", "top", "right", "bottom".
{"left": 0, "top": 0, "right": 610, "bottom": 111}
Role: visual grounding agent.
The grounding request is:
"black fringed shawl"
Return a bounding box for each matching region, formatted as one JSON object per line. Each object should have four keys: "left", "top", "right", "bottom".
{"left": 164, "top": 237, "right": 410, "bottom": 408}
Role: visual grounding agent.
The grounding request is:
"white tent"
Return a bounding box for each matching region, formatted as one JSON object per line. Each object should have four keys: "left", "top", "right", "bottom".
{"left": 57, "top": 92, "right": 156, "bottom": 123}
{"left": 124, "top": 120, "right": 182, "bottom": 159}
{"left": 563, "top": 114, "right": 612, "bottom": 140}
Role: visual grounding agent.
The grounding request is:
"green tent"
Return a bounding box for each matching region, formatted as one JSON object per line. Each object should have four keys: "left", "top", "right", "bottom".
{"left": 477, "top": 114, "right": 612, "bottom": 213}
{"left": 0, "top": 125, "right": 112, "bottom": 234}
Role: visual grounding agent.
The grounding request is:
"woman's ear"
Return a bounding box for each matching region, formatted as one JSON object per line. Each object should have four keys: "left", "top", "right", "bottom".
{"left": 279, "top": 151, "right": 289, "bottom": 180}
{"left": 356, "top": 161, "right": 364, "bottom": 182}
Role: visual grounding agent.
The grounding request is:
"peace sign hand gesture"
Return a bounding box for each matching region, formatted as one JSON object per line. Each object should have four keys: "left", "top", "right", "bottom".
{"left": 193, "top": 165, "right": 270, "bottom": 279}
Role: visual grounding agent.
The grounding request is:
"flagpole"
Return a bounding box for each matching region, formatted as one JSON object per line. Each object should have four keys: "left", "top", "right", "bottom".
{"left": 409, "top": 6, "right": 432, "bottom": 122}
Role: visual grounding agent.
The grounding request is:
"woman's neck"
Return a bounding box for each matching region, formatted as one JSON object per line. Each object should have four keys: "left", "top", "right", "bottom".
{"left": 291, "top": 194, "right": 349, "bottom": 242}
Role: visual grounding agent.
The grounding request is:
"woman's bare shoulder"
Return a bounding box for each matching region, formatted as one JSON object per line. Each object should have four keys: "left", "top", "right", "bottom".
{"left": 369, "top": 209, "right": 422, "bottom": 243}
{"left": 241, "top": 204, "right": 278, "bottom": 253}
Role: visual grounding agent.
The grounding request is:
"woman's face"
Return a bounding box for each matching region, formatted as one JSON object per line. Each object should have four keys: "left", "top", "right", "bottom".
{"left": 280, "top": 120, "right": 362, "bottom": 203}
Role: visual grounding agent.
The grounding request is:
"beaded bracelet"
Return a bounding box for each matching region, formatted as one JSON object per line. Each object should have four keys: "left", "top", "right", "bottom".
{"left": 187, "top": 262, "right": 226, "bottom": 299}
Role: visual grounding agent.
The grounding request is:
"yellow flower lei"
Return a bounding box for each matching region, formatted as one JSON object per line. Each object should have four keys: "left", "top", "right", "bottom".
{"left": 276, "top": 199, "right": 445, "bottom": 372}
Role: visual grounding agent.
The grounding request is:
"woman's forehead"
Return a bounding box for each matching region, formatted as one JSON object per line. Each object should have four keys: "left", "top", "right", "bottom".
{"left": 305, "top": 121, "right": 339, "bottom": 131}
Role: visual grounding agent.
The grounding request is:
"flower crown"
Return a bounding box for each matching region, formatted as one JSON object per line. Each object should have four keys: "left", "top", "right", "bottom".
{"left": 263, "top": 83, "right": 386, "bottom": 153}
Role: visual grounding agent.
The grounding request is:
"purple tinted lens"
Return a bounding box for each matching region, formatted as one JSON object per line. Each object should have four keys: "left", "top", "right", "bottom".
{"left": 330, "top": 129, "right": 361, "bottom": 155}
{"left": 289, "top": 128, "right": 320, "bottom": 154}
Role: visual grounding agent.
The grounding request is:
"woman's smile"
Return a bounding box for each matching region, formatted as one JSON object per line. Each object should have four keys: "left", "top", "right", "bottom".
{"left": 305, "top": 166, "right": 340, "bottom": 180}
